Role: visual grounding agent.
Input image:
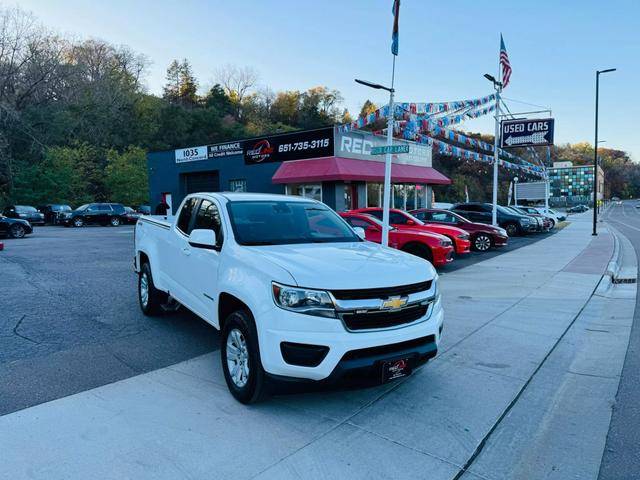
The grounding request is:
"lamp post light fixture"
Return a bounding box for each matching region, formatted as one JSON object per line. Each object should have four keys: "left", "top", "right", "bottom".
{"left": 593, "top": 68, "right": 616, "bottom": 236}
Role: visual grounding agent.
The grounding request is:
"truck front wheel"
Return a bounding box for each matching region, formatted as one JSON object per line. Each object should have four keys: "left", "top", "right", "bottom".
{"left": 221, "top": 310, "right": 268, "bottom": 404}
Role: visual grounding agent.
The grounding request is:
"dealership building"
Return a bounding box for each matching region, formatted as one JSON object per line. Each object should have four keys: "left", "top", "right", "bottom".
{"left": 548, "top": 161, "right": 605, "bottom": 207}
{"left": 147, "top": 126, "right": 450, "bottom": 213}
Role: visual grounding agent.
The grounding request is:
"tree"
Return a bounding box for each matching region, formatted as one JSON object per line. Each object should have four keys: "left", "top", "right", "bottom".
{"left": 359, "top": 100, "right": 378, "bottom": 118}
{"left": 104, "top": 147, "right": 149, "bottom": 205}
{"left": 271, "top": 90, "right": 301, "bottom": 126}
{"left": 215, "top": 64, "right": 259, "bottom": 119}
{"left": 341, "top": 109, "right": 353, "bottom": 124}
{"left": 163, "top": 59, "right": 198, "bottom": 107}
{"left": 203, "top": 83, "right": 234, "bottom": 116}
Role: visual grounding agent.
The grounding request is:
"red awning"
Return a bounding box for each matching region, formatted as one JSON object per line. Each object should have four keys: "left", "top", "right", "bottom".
{"left": 271, "top": 156, "right": 451, "bottom": 185}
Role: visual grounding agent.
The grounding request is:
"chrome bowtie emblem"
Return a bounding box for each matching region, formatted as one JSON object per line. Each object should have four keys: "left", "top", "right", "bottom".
{"left": 381, "top": 296, "right": 408, "bottom": 310}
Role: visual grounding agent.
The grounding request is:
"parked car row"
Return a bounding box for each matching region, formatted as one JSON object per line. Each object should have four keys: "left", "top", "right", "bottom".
{"left": 0, "top": 203, "right": 151, "bottom": 239}
{"left": 335, "top": 201, "right": 565, "bottom": 268}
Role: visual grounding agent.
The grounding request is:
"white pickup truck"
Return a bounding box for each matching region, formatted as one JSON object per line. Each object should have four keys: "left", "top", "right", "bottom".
{"left": 134, "top": 192, "right": 443, "bottom": 403}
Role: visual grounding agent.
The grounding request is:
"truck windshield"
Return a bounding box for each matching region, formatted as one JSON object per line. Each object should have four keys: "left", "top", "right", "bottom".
{"left": 227, "top": 201, "right": 360, "bottom": 246}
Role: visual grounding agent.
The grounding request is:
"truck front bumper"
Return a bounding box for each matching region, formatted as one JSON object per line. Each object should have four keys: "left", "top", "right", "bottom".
{"left": 258, "top": 295, "right": 444, "bottom": 382}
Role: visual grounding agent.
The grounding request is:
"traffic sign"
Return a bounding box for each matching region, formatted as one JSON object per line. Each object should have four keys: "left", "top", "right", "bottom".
{"left": 371, "top": 144, "right": 410, "bottom": 155}
{"left": 500, "top": 118, "right": 555, "bottom": 148}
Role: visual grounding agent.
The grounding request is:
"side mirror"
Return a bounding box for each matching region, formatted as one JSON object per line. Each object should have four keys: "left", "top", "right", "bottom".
{"left": 189, "top": 229, "right": 218, "bottom": 250}
{"left": 406, "top": 219, "right": 415, "bottom": 226}
{"left": 353, "top": 227, "right": 366, "bottom": 240}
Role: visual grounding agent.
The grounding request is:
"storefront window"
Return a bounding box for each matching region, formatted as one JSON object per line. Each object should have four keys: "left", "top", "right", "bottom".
{"left": 416, "top": 185, "right": 426, "bottom": 208}
{"left": 405, "top": 184, "right": 416, "bottom": 211}
{"left": 367, "top": 183, "right": 382, "bottom": 207}
{"left": 228, "top": 179, "right": 247, "bottom": 192}
{"left": 343, "top": 184, "right": 352, "bottom": 211}
{"left": 393, "top": 184, "right": 405, "bottom": 209}
{"left": 287, "top": 183, "right": 322, "bottom": 202}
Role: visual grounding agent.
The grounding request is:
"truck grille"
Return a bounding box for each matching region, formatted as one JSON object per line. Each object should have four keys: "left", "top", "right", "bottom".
{"left": 341, "top": 304, "right": 429, "bottom": 331}
{"left": 331, "top": 281, "right": 432, "bottom": 300}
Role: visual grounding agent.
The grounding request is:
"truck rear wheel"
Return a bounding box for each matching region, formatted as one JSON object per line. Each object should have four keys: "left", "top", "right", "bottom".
{"left": 221, "top": 310, "right": 268, "bottom": 404}
{"left": 138, "top": 262, "right": 166, "bottom": 315}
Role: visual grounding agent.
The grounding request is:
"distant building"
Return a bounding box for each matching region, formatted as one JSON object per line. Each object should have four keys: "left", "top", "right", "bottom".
{"left": 548, "top": 161, "right": 605, "bottom": 207}
{"left": 552, "top": 161, "right": 573, "bottom": 168}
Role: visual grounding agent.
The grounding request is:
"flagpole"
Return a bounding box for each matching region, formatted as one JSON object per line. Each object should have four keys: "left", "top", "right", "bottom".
{"left": 491, "top": 84, "right": 501, "bottom": 226}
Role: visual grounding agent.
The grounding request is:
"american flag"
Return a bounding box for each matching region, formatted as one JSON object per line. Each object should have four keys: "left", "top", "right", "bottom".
{"left": 500, "top": 34, "right": 512, "bottom": 88}
{"left": 391, "top": 0, "right": 400, "bottom": 56}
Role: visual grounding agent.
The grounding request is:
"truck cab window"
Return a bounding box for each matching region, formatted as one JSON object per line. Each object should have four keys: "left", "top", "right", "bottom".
{"left": 193, "top": 200, "right": 223, "bottom": 245}
{"left": 177, "top": 197, "right": 198, "bottom": 234}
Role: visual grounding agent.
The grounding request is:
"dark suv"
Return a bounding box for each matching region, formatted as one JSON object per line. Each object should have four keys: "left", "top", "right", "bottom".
{"left": 61, "top": 203, "right": 126, "bottom": 227}
{"left": 38, "top": 204, "right": 72, "bottom": 225}
{"left": 451, "top": 202, "right": 537, "bottom": 236}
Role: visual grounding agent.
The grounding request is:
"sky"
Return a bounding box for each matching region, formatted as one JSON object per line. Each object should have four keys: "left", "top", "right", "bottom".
{"left": 14, "top": 0, "right": 640, "bottom": 160}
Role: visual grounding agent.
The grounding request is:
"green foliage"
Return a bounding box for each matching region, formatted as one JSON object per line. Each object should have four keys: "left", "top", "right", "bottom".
{"left": 11, "top": 145, "right": 95, "bottom": 206}
{"left": 104, "top": 147, "right": 149, "bottom": 206}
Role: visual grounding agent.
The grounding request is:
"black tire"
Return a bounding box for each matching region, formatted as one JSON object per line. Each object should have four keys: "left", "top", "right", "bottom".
{"left": 138, "top": 262, "right": 167, "bottom": 316}
{"left": 504, "top": 222, "right": 520, "bottom": 237}
{"left": 548, "top": 219, "right": 556, "bottom": 229}
{"left": 110, "top": 216, "right": 121, "bottom": 227}
{"left": 9, "top": 224, "right": 26, "bottom": 239}
{"left": 402, "top": 243, "right": 433, "bottom": 264}
{"left": 221, "top": 310, "right": 268, "bottom": 404}
{"left": 472, "top": 233, "right": 493, "bottom": 252}
{"left": 72, "top": 217, "right": 84, "bottom": 228}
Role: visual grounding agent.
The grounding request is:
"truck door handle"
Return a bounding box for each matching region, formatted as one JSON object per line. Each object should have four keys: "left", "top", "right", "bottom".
{"left": 181, "top": 247, "right": 191, "bottom": 256}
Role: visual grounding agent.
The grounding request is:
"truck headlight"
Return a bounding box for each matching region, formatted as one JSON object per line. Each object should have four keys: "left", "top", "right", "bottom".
{"left": 272, "top": 282, "right": 336, "bottom": 318}
{"left": 457, "top": 233, "right": 469, "bottom": 240}
{"left": 440, "top": 238, "right": 452, "bottom": 247}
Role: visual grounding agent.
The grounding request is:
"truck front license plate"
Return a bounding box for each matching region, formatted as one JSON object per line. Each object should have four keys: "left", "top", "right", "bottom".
{"left": 382, "top": 358, "right": 412, "bottom": 383}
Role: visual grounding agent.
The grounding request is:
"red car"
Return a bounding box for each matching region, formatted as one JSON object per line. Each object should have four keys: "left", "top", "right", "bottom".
{"left": 352, "top": 207, "right": 471, "bottom": 255}
{"left": 340, "top": 212, "right": 454, "bottom": 267}
{"left": 410, "top": 208, "right": 509, "bottom": 252}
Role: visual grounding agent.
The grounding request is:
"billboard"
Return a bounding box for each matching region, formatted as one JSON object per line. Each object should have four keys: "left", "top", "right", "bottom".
{"left": 243, "top": 127, "right": 334, "bottom": 164}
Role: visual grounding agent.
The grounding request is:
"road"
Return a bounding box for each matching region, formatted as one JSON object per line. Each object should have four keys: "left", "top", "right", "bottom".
{"left": 599, "top": 201, "right": 640, "bottom": 479}
{"left": 0, "top": 223, "right": 557, "bottom": 416}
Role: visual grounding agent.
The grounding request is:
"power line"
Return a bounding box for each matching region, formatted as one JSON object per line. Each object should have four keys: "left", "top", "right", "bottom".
{"left": 501, "top": 96, "right": 551, "bottom": 110}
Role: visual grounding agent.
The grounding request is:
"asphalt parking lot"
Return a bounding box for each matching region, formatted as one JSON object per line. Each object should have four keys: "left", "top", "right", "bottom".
{"left": 0, "top": 223, "right": 559, "bottom": 416}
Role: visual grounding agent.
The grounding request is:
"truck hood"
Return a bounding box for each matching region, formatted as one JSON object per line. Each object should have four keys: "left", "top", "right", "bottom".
{"left": 248, "top": 241, "right": 435, "bottom": 290}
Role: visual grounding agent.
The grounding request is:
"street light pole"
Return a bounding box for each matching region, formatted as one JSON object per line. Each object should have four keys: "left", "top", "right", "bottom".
{"left": 593, "top": 68, "right": 616, "bottom": 236}
{"left": 484, "top": 74, "right": 502, "bottom": 226}
{"left": 382, "top": 83, "right": 395, "bottom": 247}
{"left": 355, "top": 65, "right": 396, "bottom": 247}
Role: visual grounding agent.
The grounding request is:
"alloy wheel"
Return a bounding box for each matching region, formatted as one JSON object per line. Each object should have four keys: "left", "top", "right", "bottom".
{"left": 140, "top": 272, "right": 149, "bottom": 307}
{"left": 475, "top": 234, "right": 491, "bottom": 252}
{"left": 11, "top": 225, "right": 25, "bottom": 238}
{"left": 226, "top": 328, "right": 250, "bottom": 388}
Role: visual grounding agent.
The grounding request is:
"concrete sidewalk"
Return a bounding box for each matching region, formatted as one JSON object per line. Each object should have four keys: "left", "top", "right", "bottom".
{"left": 1, "top": 213, "right": 634, "bottom": 480}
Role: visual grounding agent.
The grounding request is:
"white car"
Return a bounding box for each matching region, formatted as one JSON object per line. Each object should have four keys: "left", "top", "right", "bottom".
{"left": 534, "top": 207, "right": 566, "bottom": 226}
{"left": 134, "top": 193, "right": 443, "bottom": 403}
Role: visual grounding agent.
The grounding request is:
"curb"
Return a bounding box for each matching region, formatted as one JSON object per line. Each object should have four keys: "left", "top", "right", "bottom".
{"left": 605, "top": 226, "right": 622, "bottom": 280}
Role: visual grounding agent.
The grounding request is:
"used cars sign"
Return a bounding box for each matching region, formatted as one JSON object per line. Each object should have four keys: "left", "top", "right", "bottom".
{"left": 500, "top": 118, "right": 555, "bottom": 148}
